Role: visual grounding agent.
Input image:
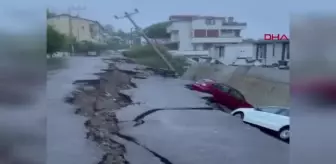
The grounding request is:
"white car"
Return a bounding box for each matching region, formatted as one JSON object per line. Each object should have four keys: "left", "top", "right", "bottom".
{"left": 231, "top": 106, "right": 290, "bottom": 141}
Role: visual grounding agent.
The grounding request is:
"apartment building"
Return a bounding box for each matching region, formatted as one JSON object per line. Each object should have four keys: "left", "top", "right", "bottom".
{"left": 47, "top": 14, "right": 107, "bottom": 44}
{"left": 166, "top": 15, "right": 247, "bottom": 53}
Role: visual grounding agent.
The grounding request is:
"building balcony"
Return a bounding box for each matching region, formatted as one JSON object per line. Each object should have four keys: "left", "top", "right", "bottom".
{"left": 221, "top": 22, "right": 247, "bottom": 30}
{"left": 191, "top": 37, "right": 243, "bottom": 43}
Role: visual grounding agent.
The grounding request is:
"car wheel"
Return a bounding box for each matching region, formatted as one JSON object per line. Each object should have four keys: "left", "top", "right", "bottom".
{"left": 233, "top": 112, "right": 244, "bottom": 119}
{"left": 279, "top": 126, "right": 290, "bottom": 141}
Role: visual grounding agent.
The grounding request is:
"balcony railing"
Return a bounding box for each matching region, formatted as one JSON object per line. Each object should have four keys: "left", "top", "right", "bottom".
{"left": 221, "top": 22, "right": 247, "bottom": 26}
{"left": 191, "top": 36, "right": 243, "bottom": 43}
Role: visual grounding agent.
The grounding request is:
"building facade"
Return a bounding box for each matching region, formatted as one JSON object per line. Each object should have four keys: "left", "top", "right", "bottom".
{"left": 166, "top": 15, "right": 247, "bottom": 53}
{"left": 47, "top": 14, "right": 107, "bottom": 44}
{"left": 210, "top": 40, "right": 290, "bottom": 67}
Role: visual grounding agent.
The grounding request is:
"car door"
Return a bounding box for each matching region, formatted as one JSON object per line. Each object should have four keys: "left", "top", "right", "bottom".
{"left": 210, "top": 84, "right": 236, "bottom": 109}
{"left": 249, "top": 107, "right": 280, "bottom": 129}
{"left": 250, "top": 107, "right": 283, "bottom": 130}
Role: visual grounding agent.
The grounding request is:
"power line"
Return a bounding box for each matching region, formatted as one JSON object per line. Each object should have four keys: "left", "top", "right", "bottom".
{"left": 114, "top": 9, "right": 176, "bottom": 72}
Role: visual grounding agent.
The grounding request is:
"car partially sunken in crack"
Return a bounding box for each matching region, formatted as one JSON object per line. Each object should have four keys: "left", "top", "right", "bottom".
{"left": 231, "top": 106, "right": 290, "bottom": 141}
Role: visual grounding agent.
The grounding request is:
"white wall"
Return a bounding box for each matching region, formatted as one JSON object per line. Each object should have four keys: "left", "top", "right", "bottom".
{"left": 213, "top": 43, "right": 254, "bottom": 65}
{"left": 169, "top": 21, "right": 193, "bottom": 51}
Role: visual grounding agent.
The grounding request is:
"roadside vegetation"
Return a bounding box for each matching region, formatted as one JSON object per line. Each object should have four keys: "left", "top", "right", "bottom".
{"left": 123, "top": 21, "right": 189, "bottom": 74}
{"left": 123, "top": 45, "right": 189, "bottom": 75}
{"left": 143, "top": 21, "right": 170, "bottom": 38}
{"left": 46, "top": 22, "right": 68, "bottom": 70}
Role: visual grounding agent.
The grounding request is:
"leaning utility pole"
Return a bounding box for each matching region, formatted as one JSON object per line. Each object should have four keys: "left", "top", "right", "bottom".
{"left": 114, "top": 9, "right": 176, "bottom": 72}
{"left": 130, "top": 27, "right": 134, "bottom": 48}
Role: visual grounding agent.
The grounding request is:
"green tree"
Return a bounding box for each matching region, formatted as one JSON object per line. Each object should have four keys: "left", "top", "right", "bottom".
{"left": 47, "top": 25, "right": 66, "bottom": 55}
{"left": 143, "top": 22, "right": 170, "bottom": 38}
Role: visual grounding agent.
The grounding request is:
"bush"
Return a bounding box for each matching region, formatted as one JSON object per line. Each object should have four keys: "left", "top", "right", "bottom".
{"left": 47, "top": 25, "right": 66, "bottom": 55}
{"left": 123, "top": 45, "right": 189, "bottom": 74}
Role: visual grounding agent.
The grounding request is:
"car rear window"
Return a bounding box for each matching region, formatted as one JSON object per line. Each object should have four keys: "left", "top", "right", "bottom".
{"left": 229, "top": 89, "right": 245, "bottom": 100}
{"left": 213, "top": 83, "right": 230, "bottom": 93}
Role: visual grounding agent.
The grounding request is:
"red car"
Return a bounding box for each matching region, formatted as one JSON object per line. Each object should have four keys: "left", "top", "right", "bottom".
{"left": 207, "top": 83, "right": 253, "bottom": 110}
{"left": 190, "top": 79, "right": 215, "bottom": 93}
{"left": 292, "top": 78, "right": 336, "bottom": 105}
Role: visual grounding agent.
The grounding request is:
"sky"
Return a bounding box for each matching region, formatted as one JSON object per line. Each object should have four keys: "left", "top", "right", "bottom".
{"left": 1, "top": 0, "right": 336, "bottom": 38}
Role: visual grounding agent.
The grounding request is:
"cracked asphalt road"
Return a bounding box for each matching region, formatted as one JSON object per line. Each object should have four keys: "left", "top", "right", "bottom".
{"left": 46, "top": 56, "right": 288, "bottom": 164}
{"left": 117, "top": 76, "right": 289, "bottom": 164}
{"left": 47, "top": 57, "right": 105, "bottom": 164}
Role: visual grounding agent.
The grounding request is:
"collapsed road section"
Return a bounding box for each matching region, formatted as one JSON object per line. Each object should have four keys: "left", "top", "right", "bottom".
{"left": 66, "top": 56, "right": 182, "bottom": 164}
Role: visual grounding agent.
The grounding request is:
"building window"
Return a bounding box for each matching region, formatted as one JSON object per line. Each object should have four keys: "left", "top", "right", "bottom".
{"left": 221, "top": 19, "right": 227, "bottom": 25}
{"left": 220, "top": 29, "right": 234, "bottom": 36}
{"left": 193, "top": 44, "right": 197, "bottom": 51}
{"left": 219, "top": 46, "right": 225, "bottom": 57}
{"left": 281, "top": 43, "right": 286, "bottom": 60}
{"left": 203, "top": 43, "right": 212, "bottom": 50}
{"left": 205, "top": 19, "right": 216, "bottom": 25}
{"left": 272, "top": 43, "right": 275, "bottom": 56}
{"left": 194, "top": 29, "right": 206, "bottom": 37}
{"left": 257, "top": 44, "right": 267, "bottom": 59}
{"left": 89, "top": 24, "right": 95, "bottom": 38}
{"left": 234, "top": 30, "right": 241, "bottom": 37}
{"left": 206, "top": 30, "right": 219, "bottom": 37}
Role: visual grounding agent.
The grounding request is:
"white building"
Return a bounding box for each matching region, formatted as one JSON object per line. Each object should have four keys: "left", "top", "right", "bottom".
{"left": 210, "top": 40, "right": 290, "bottom": 67}
{"left": 47, "top": 14, "right": 107, "bottom": 45}
{"left": 166, "top": 15, "right": 247, "bottom": 55}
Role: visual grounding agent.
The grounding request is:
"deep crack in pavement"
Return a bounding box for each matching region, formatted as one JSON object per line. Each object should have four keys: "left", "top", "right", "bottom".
{"left": 115, "top": 133, "right": 173, "bottom": 164}
{"left": 132, "top": 107, "right": 214, "bottom": 127}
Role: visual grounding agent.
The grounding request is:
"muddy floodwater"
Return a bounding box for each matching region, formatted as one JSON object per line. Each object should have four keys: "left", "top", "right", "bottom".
{"left": 47, "top": 57, "right": 105, "bottom": 164}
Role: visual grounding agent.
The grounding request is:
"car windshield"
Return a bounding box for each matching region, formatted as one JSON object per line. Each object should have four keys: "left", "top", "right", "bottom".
{"left": 258, "top": 107, "right": 290, "bottom": 115}
{"left": 258, "top": 107, "right": 282, "bottom": 114}
{"left": 278, "top": 108, "right": 290, "bottom": 116}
